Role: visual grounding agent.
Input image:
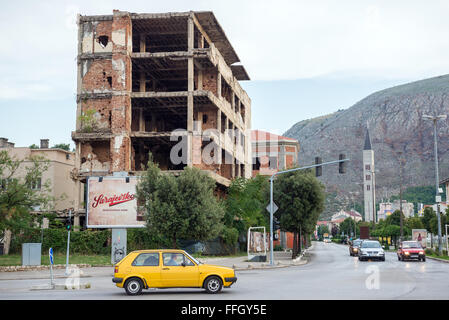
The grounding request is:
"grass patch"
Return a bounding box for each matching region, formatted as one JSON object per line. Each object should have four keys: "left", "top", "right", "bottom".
{"left": 427, "top": 253, "right": 449, "bottom": 261}
{"left": 0, "top": 254, "right": 112, "bottom": 267}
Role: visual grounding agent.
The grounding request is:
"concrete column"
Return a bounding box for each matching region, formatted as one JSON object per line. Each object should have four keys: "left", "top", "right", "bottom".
{"left": 140, "top": 34, "right": 146, "bottom": 53}
{"left": 139, "top": 108, "right": 145, "bottom": 132}
{"left": 217, "top": 109, "right": 222, "bottom": 133}
{"left": 187, "top": 15, "right": 195, "bottom": 167}
{"left": 150, "top": 112, "right": 157, "bottom": 132}
{"left": 73, "top": 213, "right": 80, "bottom": 231}
{"left": 217, "top": 73, "right": 222, "bottom": 98}
{"left": 198, "top": 69, "right": 203, "bottom": 90}
{"left": 139, "top": 72, "right": 146, "bottom": 92}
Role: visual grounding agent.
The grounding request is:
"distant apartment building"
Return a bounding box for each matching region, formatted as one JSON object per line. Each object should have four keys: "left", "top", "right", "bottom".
{"left": 0, "top": 138, "right": 78, "bottom": 218}
{"left": 72, "top": 10, "right": 252, "bottom": 215}
{"left": 377, "top": 200, "right": 414, "bottom": 220}
{"left": 251, "top": 130, "right": 299, "bottom": 177}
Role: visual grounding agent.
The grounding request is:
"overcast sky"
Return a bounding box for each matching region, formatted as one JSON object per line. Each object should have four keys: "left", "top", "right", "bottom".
{"left": 1, "top": 0, "right": 449, "bottom": 147}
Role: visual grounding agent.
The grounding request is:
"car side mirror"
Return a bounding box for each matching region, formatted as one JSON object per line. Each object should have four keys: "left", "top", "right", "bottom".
{"left": 382, "top": 245, "right": 385, "bottom": 249}
{"left": 181, "top": 262, "right": 186, "bottom": 267}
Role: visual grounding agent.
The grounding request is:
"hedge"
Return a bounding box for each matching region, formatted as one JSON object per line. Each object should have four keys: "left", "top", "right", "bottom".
{"left": 9, "top": 228, "right": 172, "bottom": 255}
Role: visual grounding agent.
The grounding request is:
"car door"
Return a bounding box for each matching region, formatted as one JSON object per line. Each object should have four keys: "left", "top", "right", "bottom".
{"left": 130, "top": 252, "right": 162, "bottom": 287}
{"left": 160, "top": 252, "right": 199, "bottom": 287}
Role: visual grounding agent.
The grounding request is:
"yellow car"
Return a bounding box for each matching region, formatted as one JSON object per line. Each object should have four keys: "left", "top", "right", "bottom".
{"left": 112, "top": 249, "right": 237, "bottom": 295}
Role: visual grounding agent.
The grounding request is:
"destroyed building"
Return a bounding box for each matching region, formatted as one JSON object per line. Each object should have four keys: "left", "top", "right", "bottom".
{"left": 72, "top": 10, "right": 252, "bottom": 215}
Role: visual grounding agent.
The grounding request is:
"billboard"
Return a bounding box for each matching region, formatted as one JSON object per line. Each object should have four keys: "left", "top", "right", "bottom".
{"left": 87, "top": 176, "right": 145, "bottom": 228}
{"left": 412, "top": 229, "right": 427, "bottom": 248}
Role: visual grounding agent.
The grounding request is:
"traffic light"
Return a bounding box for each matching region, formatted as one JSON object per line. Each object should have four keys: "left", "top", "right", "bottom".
{"left": 65, "top": 218, "right": 72, "bottom": 231}
{"left": 315, "top": 157, "right": 322, "bottom": 177}
{"left": 339, "top": 154, "right": 346, "bottom": 174}
{"left": 273, "top": 217, "right": 281, "bottom": 240}
{"left": 273, "top": 217, "right": 281, "bottom": 231}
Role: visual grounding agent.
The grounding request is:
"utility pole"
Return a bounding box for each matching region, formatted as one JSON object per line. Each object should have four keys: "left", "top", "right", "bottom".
{"left": 423, "top": 114, "right": 446, "bottom": 255}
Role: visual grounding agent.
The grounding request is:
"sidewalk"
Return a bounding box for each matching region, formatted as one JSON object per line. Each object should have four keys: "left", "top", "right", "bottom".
{"left": 0, "top": 247, "right": 313, "bottom": 281}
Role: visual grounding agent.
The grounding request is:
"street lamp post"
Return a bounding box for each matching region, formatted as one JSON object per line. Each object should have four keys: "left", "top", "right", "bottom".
{"left": 423, "top": 114, "right": 447, "bottom": 255}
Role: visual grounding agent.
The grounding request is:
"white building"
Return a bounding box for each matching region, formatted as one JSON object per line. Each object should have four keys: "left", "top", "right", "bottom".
{"left": 331, "top": 210, "right": 363, "bottom": 223}
{"left": 377, "top": 200, "right": 415, "bottom": 220}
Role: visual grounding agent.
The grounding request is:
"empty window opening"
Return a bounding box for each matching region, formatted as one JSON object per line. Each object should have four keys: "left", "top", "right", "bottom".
{"left": 107, "top": 76, "right": 112, "bottom": 87}
{"left": 98, "top": 36, "right": 109, "bottom": 48}
{"left": 202, "top": 114, "right": 208, "bottom": 124}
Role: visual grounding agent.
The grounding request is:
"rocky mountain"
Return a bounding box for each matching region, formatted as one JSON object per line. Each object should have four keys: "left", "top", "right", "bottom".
{"left": 283, "top": 74, "right": 449, "bottom": 219}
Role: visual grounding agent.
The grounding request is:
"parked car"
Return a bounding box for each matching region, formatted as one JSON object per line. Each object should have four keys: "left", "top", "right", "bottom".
{"left": 358, "top": 240, "right": 385, "bottom": 261}
{"left": 397, "top": 241, "right": 426, "bottom": 262}
{"left": 349, "top": 239, "right": 363, "bottom": 256}
{"left": 112, "top": 249, "right": 237, "bottom": 295}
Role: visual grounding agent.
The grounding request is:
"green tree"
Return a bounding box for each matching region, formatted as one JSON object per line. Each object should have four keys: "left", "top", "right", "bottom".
{"left": 51, "top": 143, "right": 71, "bottom": 151}
{"left": 421, "top": 207, "right": 434, "bottom": 232}
{"left": 406, "top": 216, "right": 424, "bottom": 230}
{"left": 136, "top": 157, "right": 225, "bottom": 248}
{"left": 29, "top": 144, "right": 39, "bottom": 149}
{"left": 317, "top": 224, "right": 329, "bottom": 238}
{"left": 273, "top": 169, "right": 325, "bottom": 258}
{"left": 339, "top": 217, "right": 355, "bottom": 237}
{"left": 430, "top": 212, "right": 447, "bottom": 236}
{"left": 0, "top": 151, "right": 54, "bottom": 254}
{"left": 385, "top": 210, "right": 404, "bottom": 226}
{"left": 224, "top": 175, "right": 269, "bottom": 242}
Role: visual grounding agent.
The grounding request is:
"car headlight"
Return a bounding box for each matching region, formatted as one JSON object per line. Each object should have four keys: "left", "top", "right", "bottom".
{"left": 419, "top": 251, "right": 424, "bottom": 255}
{"left": 353, "top": 248, "right": 358, "bottom": 251}
{"left": 404, "top": 252, "right": 410, "bottom": 255}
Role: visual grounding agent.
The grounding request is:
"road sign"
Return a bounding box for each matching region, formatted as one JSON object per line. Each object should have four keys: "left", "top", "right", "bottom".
{"left": 49, "top": 248, "right": 54, "bottom": 265}
{"left": 266, "top": 202, "right": 278, "bottom": 214}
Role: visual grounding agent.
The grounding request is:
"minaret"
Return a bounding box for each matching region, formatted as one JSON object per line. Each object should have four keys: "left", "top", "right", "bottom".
{"left": 363, "top": 127, "right": 376, "bottom": 222}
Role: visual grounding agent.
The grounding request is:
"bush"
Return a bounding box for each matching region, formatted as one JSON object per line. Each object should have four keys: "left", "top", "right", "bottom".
{"left": 9, "top": 227, "right": 216, "bottom": 256}
{"left": 274, "top": 244, "right": 283, "bottom": 251}
{"left": 10, "top": 228, "right": 111, "bottom": 255}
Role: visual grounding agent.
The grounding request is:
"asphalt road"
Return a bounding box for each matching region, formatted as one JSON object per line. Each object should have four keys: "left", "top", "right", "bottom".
{"left": 1, "top": 241, "right": 449, "bottom": 300}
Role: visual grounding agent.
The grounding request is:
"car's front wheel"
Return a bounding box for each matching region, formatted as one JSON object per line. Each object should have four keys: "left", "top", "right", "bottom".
{"left": 204, "top": 276, "right": 223, "bottom": 294}
{"left": 124, "top": 278, "right": 143, "bottom": 296}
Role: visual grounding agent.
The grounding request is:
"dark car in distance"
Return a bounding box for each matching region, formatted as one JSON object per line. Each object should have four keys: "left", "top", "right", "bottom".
{"left": 349, "top": 239, "right": 363, "bottom": 256}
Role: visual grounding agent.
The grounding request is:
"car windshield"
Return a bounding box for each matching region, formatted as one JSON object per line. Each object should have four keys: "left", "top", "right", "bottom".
{"left": 361, "top": 241, "right": 381, "bottom": 248}
{"left": 402, "top": 242, "right": 421, "bottom": 249}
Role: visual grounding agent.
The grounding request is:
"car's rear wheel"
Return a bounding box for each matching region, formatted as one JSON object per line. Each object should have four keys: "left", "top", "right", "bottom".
{"left": 422, "top": 257, "right": 426, "bottom": 262}
{"left": 204, "top": 276, "right": 223, "bottom": 294}
{"left": 124, "top": 278, "right": 143, "bottom": 296}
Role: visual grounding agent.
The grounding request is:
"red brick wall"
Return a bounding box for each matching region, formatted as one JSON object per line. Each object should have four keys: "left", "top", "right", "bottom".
{"left": 202, "top": 68, "right": 217, "bottom": 95}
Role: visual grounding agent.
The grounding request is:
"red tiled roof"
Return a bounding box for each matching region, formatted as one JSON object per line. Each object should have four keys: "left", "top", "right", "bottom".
{"left": 251, "top": 130, "right": 298, "bottom": 142}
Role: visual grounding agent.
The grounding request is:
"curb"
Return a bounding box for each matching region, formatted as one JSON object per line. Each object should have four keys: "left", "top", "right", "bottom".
{"left": 233, "top": 246, "right": 313, "bottom": 271}
{"left": 426, "top": 256, "right": 449, "bottom": 263}
{"left": 30, "top": 282, "right": 91, "bottom": 291}
{"left": 0, "top": 264, "right": 91, "bottom": 272}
